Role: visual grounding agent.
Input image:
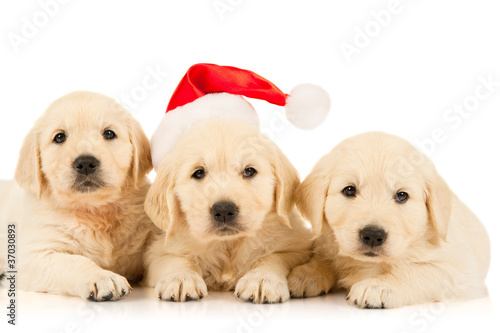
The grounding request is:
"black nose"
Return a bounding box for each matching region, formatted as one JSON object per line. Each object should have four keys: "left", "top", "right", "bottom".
{"left": 73, "top": 155, "right": 100, "bottom": 176}
{"left": 211, "top": 201, "right": 238, "bottom": 224}
{"left": 360, "top": 226, "right": 386, "bottom": 247}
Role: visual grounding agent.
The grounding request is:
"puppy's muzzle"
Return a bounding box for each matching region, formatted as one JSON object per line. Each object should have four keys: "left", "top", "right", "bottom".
{"left": 360, "top": 225, "right": 386, "bottom": 248}
{"left": 71, "top": 155, "right": 104, "bottom": 192}
{"left": 211, "top": 201, "right": 238, "bottom": 224}
{"left": 73, "top": 155, "right": 100, "bottom": 176}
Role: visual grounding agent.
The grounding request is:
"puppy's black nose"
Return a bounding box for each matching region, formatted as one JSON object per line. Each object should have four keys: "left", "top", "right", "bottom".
{"left": 360, "top": 226, "right": 386, "bottom": 247}
{"left": 211, "top": 201, "right": 238, "bottom": 224}
{"left": 73, "top": 155, "right": 100, "bottom": 176}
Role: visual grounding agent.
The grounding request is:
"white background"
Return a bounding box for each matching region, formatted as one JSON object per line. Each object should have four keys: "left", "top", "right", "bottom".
{"left": 1, "top": 0, "right": 499, "bottom": 332}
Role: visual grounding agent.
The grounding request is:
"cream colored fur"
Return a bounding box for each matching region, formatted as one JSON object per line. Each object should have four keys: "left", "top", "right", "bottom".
{"left": 0, "top": 91, "right": 157, "bottom": 301}
{"left": 143, "top": 119, "right": 312, "bottom": 303}
{"left": 288, "top": 132, "right": 490, "bottom": 308}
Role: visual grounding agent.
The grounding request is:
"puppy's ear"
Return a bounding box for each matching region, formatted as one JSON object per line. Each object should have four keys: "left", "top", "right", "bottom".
{"left": 272, "top": 149, "right": 301, "bottom": 228}
{"left": 425, "top": 169, "right": 452, "bottom": 241}
{"left": 129, "top": 117, "right": 153, "bottom": 187}
{"left": 14, "top": 127, "right": 45, "bottom": 197}
{"left": 144, "top": 160, "right": 180, "bottom": 240}
{"left": 294, "top": 156, "right": 330, "bottom": 237}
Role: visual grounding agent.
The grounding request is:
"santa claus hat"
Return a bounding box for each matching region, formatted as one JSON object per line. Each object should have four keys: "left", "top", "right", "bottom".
{"left": 151, "top": 63, "right": 330, "bottom": 169}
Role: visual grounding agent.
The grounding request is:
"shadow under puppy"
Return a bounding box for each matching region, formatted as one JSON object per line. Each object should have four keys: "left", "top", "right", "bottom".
{"left": 0, "top": 91, "right": 156, "bottom": 301}
{"left": 143, "top": 119, "right": 312, "bottom": 303}
{"left": 288, "top": 132, "right": 490, "bottom": 308}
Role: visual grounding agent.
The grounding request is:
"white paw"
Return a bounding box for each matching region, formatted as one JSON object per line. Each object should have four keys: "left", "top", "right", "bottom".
{"left": 235, "top": 270, "right": 289, "bottom": 304}
{"left": 155, "top": 271, "right": 207, "bottom": 302}
{"left": 82, "top": 270, "right": 131, "bottom": 302}
{"left": 347, "top": 278, "right": 397, "bottom": 309}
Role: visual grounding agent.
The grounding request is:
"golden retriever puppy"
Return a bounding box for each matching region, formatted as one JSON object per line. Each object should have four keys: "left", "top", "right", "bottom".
{"left": 288, "top": 132, "right": 490, "bottom": 308}
{"left": 0, "top": 91, "right": 156, "bottom": 301}
{"left": 143, "top": 119, "right": 312, "bottom": 303}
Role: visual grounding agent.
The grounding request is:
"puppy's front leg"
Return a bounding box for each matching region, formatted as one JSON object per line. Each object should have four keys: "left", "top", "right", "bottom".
{"left": 288, "top": 226, "right": 337, "bottom": 298}
{"left": 146, "top": 255, "right": 207, "bottom": 302}
{"left": 235, "top": 252, "right": 300, "bottom": 304}
{"left": 288, "top": 254, "right": 336, "bottom": 298}
{"left": 346, "top": 264, "right": 461, "bottom": 309}
{"left": 21, "top": 252, "right": 131, "bottom": 301}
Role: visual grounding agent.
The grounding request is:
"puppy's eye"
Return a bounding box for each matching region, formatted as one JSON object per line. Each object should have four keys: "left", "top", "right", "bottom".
{"left": 342, "top": 186, "right": 356, "bottom": 197}
{"left": 395, "top": 191, "right": 409, "bottom": 203}
{"left": 103, "top": 129, "right": 116, "bottom": 140}
{"left": 243, "top": 167, "right": 257, "bottom": 178}
{"left": 192, "top": 169, "right": 206, "bottom": 180}
{"left": 53, "top": 132, "right": 66, "bottom": 144}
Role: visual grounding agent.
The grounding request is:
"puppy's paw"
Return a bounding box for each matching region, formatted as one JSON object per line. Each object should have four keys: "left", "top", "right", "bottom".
{"left": 235, "top": 270, "right": 289, "bottom": 304}
{"left": 155, "top": 271, "right": 207, "bottom": 302}
{"left": 82, "top": 270, "right": 131, "bottom": 302}
{"left": 347, "top": 278, "right": 398, "bottom": 309}
{"left": 288, "top": 263, "right": 334, "bottom": 298}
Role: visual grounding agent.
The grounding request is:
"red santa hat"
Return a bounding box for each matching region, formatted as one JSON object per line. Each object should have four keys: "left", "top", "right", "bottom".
{"left": 151, "top": 63, "right": 330, "bottom": 169}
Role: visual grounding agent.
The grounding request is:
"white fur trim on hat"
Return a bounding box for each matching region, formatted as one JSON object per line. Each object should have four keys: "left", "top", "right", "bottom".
{"left": 151, "top": 93, "right": 259, "bottom": 169}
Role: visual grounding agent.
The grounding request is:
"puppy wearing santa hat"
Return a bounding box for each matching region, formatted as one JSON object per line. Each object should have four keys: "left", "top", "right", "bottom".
{"left": 142, "top": 63, "right": 330, "bottom": 303}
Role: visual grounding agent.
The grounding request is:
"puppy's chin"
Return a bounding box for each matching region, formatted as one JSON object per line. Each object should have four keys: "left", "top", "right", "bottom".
{"left": 196, "top": 226, "right": 249, "bottom": 242}
{"left": 213, "top": 226, "right": 244, "bottom": 237}
{"left": 347, "top": 251, "right": 390, "bottom": 263}
{"left": 71, "top": 175, "right": 106, "bottom": 193}
{"left": 72, "top": 181, "right": 104, "bottom": 193}
{"left": 335, "top": 239, "right": 394, "bottom": 263}
{"left": 49, "top": 181, "right": 124, "bottom": 209}
{"left": 186, "top": 212, "right": 265, "bottom": 242}
{"left": 189, "top": 224, "right": 252, "bottom": 242}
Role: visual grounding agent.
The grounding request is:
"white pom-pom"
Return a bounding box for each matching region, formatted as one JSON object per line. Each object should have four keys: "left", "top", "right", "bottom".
{"left": 285, "top": 84, "right": 330, "bottom": 130}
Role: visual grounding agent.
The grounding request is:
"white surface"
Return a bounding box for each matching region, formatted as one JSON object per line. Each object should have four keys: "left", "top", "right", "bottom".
{"left": 1, "top": 0, "right": 499, "bottom": 332}
{"left": 13, "top": 287, "right": 496, "bottom": 332}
